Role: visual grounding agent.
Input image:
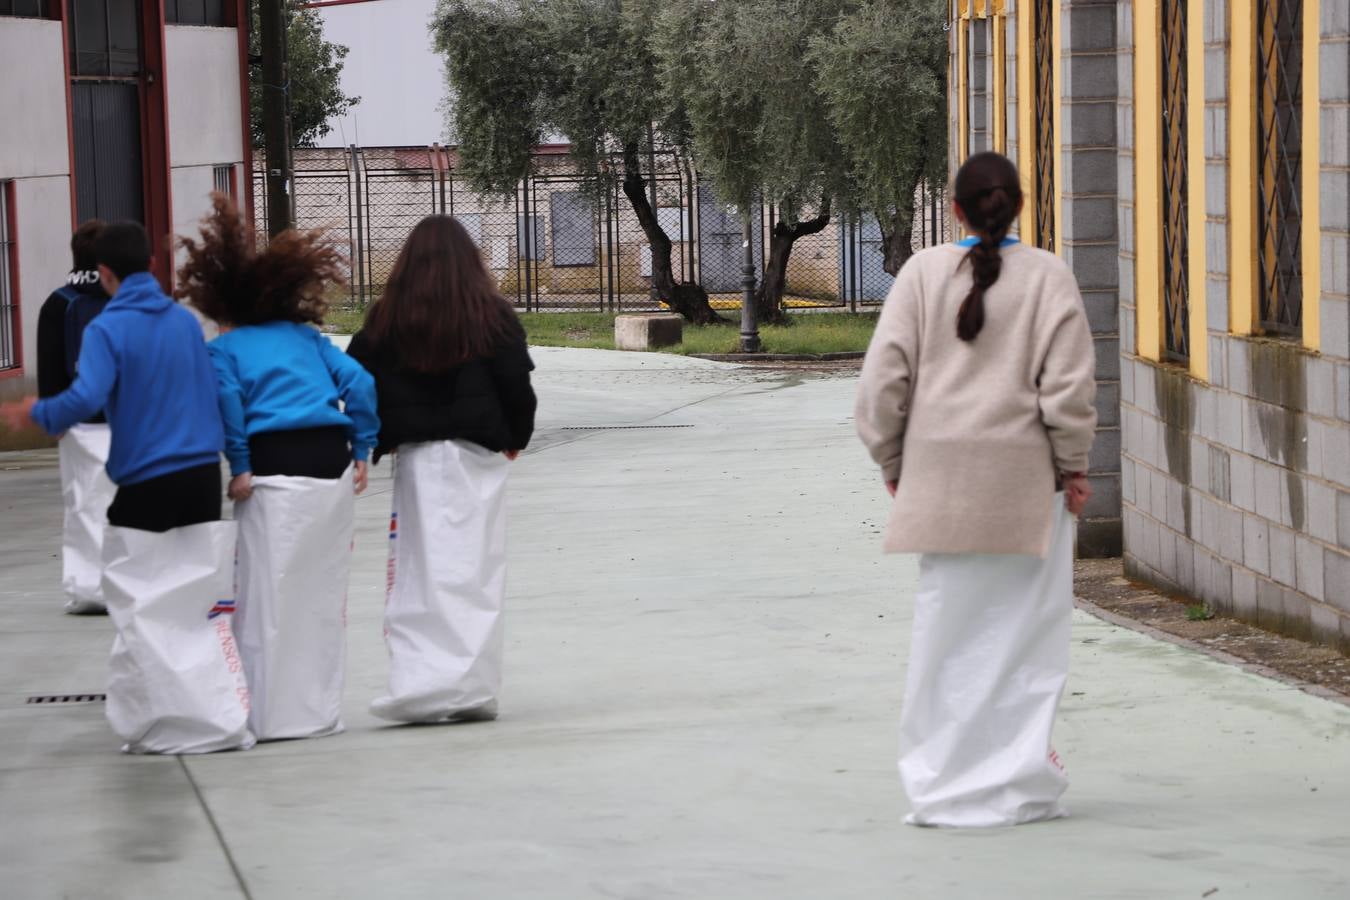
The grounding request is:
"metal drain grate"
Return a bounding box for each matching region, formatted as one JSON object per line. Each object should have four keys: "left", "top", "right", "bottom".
{"left": 26, "top": 693, "right": 106, "bottom": 705}
{"left": 560, "top": 425, "right": 695, "bottom": 431}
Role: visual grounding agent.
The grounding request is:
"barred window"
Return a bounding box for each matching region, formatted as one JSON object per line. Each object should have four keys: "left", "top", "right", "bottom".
{"left": 165, "top": 0, "right": 224, "bottom": 25}
{"left": 1256, "top": 0, "right": 1303, "bottom": 335}
{"left": 1032, "top": 0, "right": 1055, "bottom": 251}
{"left": 1160, "top": 0, "right": 1190, "bottom": 361}
{"left": 0, "top": 182, "right": 19, "bottom": 372}
{"left": 213, "top": 164, "right": 235, "bottom": 199}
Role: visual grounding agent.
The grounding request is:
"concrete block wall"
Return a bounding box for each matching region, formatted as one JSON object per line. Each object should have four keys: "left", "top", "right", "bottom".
{"left": 1062, "top": 0, "right": 1123, "bottom": 557}
{"left": 1121, "top": 342, "right": 1350, "bottom": 650}
{"left": 1325, "top": 3, "right": 1350, "bottom": 363}
{"left": 1120, "top": 5, "right": 1350, "bottom": 651}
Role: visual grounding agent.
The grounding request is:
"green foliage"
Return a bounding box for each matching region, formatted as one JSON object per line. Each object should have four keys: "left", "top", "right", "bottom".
{"left": 249, "top": 1, "right": 360, "bottom": 148}
{"left": 512, "top": 312, "right": 879, "bottom": 356}
{"left": 654, "top": 0, "right": 852, "bottom": 215}
{"left": 1185, "top": 604, "right": 1216, "bottom": 622}
{"left": 809, "top": 0, "right": 949, "bottom": 220}
{"left": 433, "top": 0, "right": 684, "bottom": 195}
{"left": 432, "top": 0, "right": 549, "bottom": 193}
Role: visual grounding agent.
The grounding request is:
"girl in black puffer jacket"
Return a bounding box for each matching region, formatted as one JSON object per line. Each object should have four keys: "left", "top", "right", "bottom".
{"left": 348, "top": 215, "right": 536, "bottom": 724}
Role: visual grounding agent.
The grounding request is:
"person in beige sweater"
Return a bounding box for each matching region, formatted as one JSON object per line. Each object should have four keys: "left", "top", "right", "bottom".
{"left": 856, "top": 152, "right": 1097, "bottom": 828}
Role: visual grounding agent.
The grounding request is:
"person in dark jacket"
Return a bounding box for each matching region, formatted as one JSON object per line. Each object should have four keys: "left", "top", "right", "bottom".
{"left": 348, "top": 214, "right": 536, "bottom": 724}
{"left": 14, "top": 222, "right": 226, "bottom": 529}
{"left": 35, "top": 220, "right": 116, "bottom": 613}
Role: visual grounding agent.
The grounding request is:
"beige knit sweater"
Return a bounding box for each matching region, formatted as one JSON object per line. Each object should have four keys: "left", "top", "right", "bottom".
{"left": 856, "top": 241, "right": 1097, "bottom": 557}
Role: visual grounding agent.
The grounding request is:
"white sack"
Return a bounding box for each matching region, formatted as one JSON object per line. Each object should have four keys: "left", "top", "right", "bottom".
{"left": 58, "top": 423, "right": 115, "bottom": 614}
{"left": 898, "top": 492, "right": 1074, "bottom": 828}
{"left": 103, "top": 521, "right": 255, "bottom": 754}
{"left": 372, "top": 440, "right": 509, "bottom": 723}
{"left": 235, "top": 469, "right": 353, "bottom": 740}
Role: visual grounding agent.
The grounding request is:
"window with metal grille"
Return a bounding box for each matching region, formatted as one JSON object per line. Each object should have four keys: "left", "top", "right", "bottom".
{"left": 0, "top": 182, "right": 19, "bottom": 372}
{"left": 1160, "top": 0, "right": 1190, "bottom": 361}
{"left": 165, "top": 0, "right": 224, "bottom": 25}
{"left": 0, "top": 0, "right": 50, "bottom": 16}
{"left": 1032, "top": 0, "right": 1055, "bottom": 252}
{"left": 1256, "top": 0, "right": 1303, "bottom": 335}
{"left": 213, "top": 164, "right": 235, "bottom": 199}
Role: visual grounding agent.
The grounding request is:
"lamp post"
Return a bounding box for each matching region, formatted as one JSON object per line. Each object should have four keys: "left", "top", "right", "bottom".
{"left": 740, "top": 209, "right": 760, "bottom": 352}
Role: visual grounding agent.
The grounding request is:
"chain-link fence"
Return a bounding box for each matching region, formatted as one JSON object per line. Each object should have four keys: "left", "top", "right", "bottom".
{"left": 254, "top": 144, "right": 953, "bottom": 314}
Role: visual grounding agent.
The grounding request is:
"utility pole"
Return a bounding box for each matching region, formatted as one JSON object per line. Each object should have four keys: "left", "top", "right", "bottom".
{"left": 740, "top": 209, "right": 760, "bottom": 353}
{"left": 260, "top": 0, "right": 293, "bottom": 237}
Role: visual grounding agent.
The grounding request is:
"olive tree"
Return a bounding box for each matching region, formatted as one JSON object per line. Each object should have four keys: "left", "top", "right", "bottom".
{"left": 432, "top": 0, "right": 723, "bottom": 323}
{"left": 248, "top": 0, "right": 360, "bottom": 148}
{"left": 654, "top": 0, "right": 855, "bottom": 324}
{"left": 811, "top": 0, "right": 949, "bottom": 274}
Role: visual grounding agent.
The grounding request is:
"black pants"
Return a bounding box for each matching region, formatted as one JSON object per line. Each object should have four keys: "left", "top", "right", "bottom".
{"left": 107, "top": 463, "right": 222, "bottom": 533}
{"left": 249, "top": 426, "right": 350, "bottom": 479}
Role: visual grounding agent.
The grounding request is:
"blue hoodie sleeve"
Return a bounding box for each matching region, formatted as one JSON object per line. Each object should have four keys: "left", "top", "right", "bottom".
{"left": 316, "top": 332, "right": 379, "bottom": 462}
{"left": 31, "top": 324, "right": 116, "bottom": 435}
{"left": 208, "top": 341, "right": 251, "bottom": 476}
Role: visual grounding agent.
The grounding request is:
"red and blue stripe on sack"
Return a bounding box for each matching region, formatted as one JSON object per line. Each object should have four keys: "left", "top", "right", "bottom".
{"left": 208, "top": 598, "right": 236, "bottom": 620}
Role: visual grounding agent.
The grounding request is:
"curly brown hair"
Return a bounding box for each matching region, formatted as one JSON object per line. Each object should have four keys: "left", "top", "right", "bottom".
{"left": 175, "top": 193, "right": 345, "bottom": 326}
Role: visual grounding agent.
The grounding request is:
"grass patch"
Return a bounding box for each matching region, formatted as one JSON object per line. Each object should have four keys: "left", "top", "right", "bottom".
{"left": 323, "top": 306, "right": 367, "bottom": 335}
{"left": 517, "top": 312, "right": 878, "bottom": 356}
{"left": 322, "top": 308, "right": 879, "bottom": 356}
{"left": 1184, "top": 604, "right": 1215, "bottom": 621}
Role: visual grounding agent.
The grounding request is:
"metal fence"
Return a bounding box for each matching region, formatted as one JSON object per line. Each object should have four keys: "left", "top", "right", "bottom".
{"left": 255, "top": 144, "right": 953, "bottom": 314}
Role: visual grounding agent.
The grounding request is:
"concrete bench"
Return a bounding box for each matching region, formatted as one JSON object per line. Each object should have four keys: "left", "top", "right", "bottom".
{"left": 615, "top": 314, "right": 683, "bottom": 351}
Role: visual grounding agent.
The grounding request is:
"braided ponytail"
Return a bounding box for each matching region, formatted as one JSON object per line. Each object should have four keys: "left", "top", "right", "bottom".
{"left": 953, "top": 152, "right": 1023, "bottom": 342}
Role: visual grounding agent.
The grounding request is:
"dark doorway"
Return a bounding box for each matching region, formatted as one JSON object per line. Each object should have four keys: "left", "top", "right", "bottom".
{"left": 69, "top": 0, "right": 145, "bottom": 224}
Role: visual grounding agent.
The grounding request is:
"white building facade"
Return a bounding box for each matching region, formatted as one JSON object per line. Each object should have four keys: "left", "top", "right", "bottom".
{"left": 308, "top": 0, "right": 446, "bottom": 148}
{"left": 0, "top": 1, "right": 250, "bottom": 393}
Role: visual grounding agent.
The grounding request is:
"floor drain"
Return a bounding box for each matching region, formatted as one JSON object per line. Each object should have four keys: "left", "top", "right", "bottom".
{"left": 26, "top": 694, "right": 106, "bottom": 705}
{"left": 560, "top": 424, "right": 695, "bottom": 431}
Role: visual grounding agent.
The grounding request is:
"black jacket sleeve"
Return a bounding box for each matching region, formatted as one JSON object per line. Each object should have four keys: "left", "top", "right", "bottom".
{"left": 36, "top": 291, "right": 71, "bottom": 399}
{"left": 488, "top": 336, "right": 537, "bottom": 451}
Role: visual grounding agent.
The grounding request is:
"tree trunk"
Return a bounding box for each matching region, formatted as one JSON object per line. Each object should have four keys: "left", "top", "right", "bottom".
{"left": 752, "top": 201, "right": 832, "bottom": 326}
{"left": 878, "top": 205, "right": 916, "bottom": 276}
{"left": 620, "top": 144, "right": 724, "bottom": 325}
{"left": 879, "top": 166, "right": 927, "bottom": 275}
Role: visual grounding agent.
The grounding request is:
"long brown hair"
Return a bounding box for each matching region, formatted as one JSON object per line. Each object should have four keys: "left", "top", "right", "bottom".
{"left": 361, "top": 215, "right": 523, "bottom": 372}
{"left": 176, "top": 193, "right": 345, "bottom": 326}
{"left": 953, "top": 152, "right": 1023, "bottom": 342}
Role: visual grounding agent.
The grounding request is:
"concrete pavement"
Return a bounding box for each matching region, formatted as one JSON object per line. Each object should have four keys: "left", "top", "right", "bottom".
{"left": 1, "top": 346, "right": 1348, "bottom": 899}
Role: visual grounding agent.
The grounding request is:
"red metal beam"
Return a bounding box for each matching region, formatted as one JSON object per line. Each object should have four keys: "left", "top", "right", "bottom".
{"left": 2, "top": 181, "right": 25, "bottom": 380}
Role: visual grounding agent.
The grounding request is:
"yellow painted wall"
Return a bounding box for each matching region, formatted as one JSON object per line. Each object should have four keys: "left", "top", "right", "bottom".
{"left": 1135, "top": 0, "right": 1164, "bottom": 361}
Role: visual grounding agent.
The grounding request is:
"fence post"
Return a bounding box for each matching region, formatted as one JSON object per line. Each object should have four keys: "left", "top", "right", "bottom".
{"left": 348, "top": 144, "right": 366, "bottom": 306}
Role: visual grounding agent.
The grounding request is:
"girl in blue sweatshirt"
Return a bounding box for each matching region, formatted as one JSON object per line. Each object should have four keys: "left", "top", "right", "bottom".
{"left": 177, "top": 196, "right": 379, "bottom": 741}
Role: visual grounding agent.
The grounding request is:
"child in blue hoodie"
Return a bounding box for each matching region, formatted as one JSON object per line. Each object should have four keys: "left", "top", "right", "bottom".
{"left": 21, "top": 223, "right": 225, "bottom": 528}
{"left": 176, "top": 196, "right": 378, "bottom": 741}
{"left": 3, "top": 222, "right": 255, "bottom": 755}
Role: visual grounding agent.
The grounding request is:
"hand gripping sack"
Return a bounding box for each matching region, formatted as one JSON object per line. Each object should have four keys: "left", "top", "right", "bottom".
{"left": 58, "top": 424, "right": 116, "bottom": 613}
{"left": 103, "top": 521, "right": 256, "bottom": 754}
{"left": 372, "top": 440, "right": 509, "bottom": 723}
{"left": 234, "top": 469, "right": 353, "bottom": 740}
